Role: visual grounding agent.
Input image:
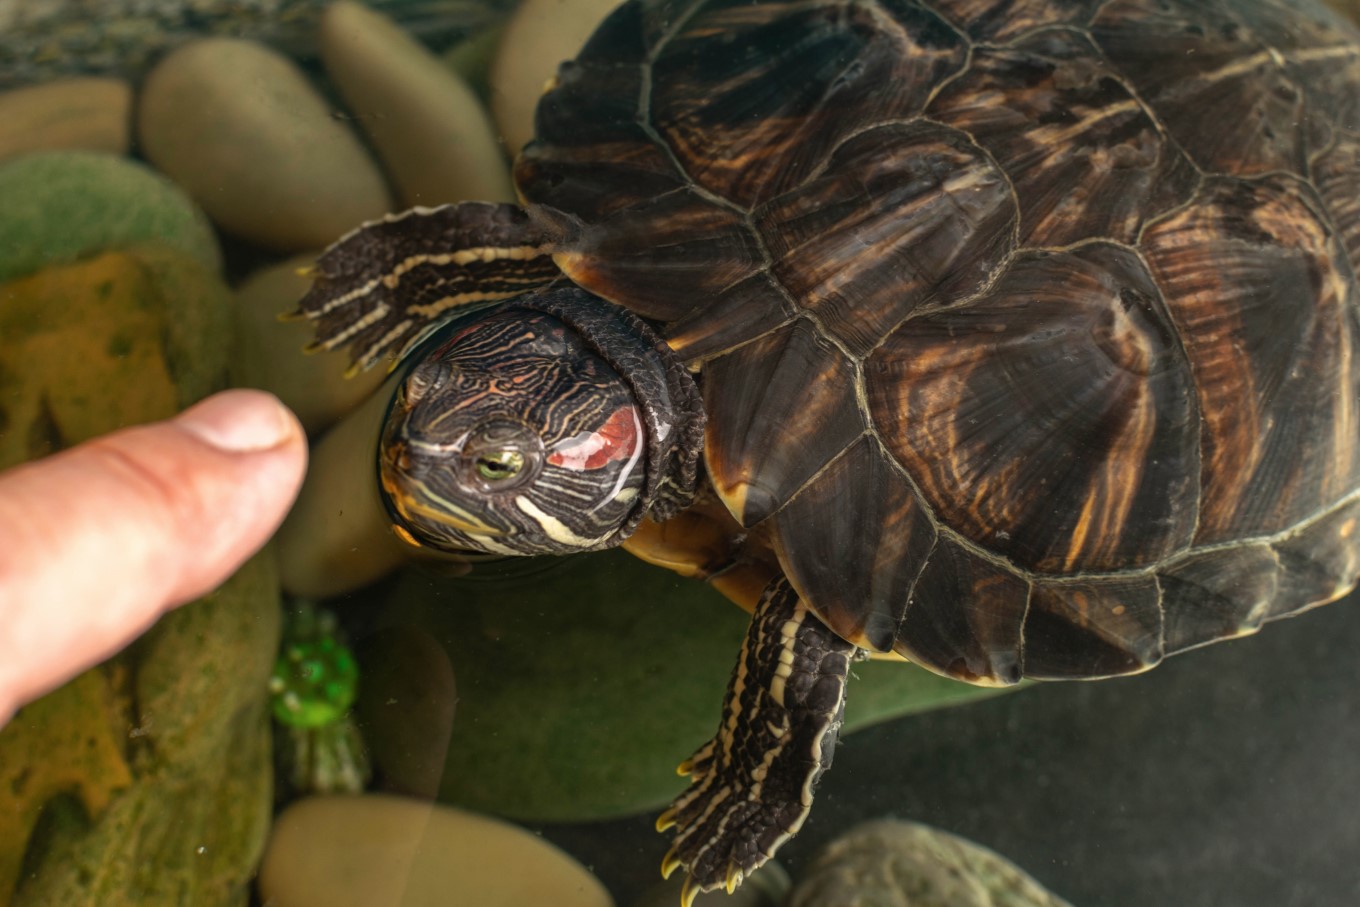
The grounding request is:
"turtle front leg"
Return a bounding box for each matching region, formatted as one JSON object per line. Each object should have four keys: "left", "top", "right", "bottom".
{"left": 658, "top": 577, "right": 858, "bottom": 904}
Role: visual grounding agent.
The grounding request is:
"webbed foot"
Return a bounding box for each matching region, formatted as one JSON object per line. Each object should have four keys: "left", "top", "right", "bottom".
{"left": 659, "top": 577, "right": 857, "bottom": 904}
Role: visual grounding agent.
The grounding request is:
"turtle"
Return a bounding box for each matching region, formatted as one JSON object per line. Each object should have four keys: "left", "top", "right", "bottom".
{"left": 293, "top": 0, "right": 1360, "bottom": 900}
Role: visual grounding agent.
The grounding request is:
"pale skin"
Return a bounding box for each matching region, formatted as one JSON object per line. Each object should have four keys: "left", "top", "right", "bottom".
{"left": 0, "top": 390, "right": 307, "bottom": 728}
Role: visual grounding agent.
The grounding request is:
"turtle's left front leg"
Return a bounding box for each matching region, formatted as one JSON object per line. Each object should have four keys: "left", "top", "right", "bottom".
{"left": 658, "top": 576, "right": 858, "bottom": 904}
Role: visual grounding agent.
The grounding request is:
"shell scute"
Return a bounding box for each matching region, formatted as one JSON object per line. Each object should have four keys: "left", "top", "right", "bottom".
{"left": 703, "top": 318, "right": 867, "bottom": 526}
{"left": 867, "top": 242, "right": 1199, "bottom": 574}
{"left": 1139, "top": 174, "right": 1360, "bottom": 545}
{"left": 1270, "top": 496, "right": 1360, "bottom": 617}
{"left": 756, "top": 120, "right": 1017, "bottom": 355}
{"left": 926, "top": 28, "right": 1199, "bottom": 246}
{"left": 772, "top": 436, "right": 937, "bottom": 653}
{"left": 1021, "top": 574, "right": 1163, "bottom": 679}
{"left": 1091, "top": 0, "right": 1312, "bottom": 177}
{"left": 927, "top": 0, "right": 1106, "bottom": 42}
{"left": 1157, "top": 542, "right": 1280, "bottom": 654}
{"left": 894, "top": 537, "right": 1028, "bottom": 685}
{"left": 648, "top": 0, "right": 967, "bottom": 207}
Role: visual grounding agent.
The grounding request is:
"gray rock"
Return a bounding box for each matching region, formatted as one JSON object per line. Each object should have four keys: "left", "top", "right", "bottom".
{"left": 788, "top": 820, "right": 1074, "bottom": 907}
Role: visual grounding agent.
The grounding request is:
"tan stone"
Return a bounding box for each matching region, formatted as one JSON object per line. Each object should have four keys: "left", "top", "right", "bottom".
{"left": 275, "top": 380, "right": 412, "bottom": 598}
{"left": 489, "top": 0, "right": 624, "bottom": 157}
{"left": 259, "top": 794, "right": 615, "bottom": 907}
{"left": 0, "top": 78, "right": 131, "bottom": 164}
{"left": 321, "top": 1, "right": 514, "bottom": 207}
{"left": 138, "top": 38, "right": 394, "bottom": 251}
{"left": 233, "top": 253, "right": 389, "bottom": 435}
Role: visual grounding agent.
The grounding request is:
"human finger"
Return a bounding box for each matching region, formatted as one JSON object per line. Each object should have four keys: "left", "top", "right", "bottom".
{"left": 0, "top": 389, "right": 308, "bottom": 724}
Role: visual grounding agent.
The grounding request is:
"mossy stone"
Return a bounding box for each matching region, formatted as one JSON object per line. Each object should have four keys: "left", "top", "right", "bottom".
{"left": 365, "top": 550, "right": 1009, "bottom": 822}
{"left": 0, "top": 151, "right": 219, "bottom": 284}
{"left": 0, "top": 244, "right": 274, "bottom": 907}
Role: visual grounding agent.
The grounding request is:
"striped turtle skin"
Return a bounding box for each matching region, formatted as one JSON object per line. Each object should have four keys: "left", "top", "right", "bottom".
{"left": 294, "top": 0, "right": 1360, "bottom": 901}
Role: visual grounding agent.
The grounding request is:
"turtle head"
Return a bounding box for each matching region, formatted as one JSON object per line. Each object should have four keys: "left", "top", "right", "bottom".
{"left": 378, "top": 290, "right": 704, "bottom": 556}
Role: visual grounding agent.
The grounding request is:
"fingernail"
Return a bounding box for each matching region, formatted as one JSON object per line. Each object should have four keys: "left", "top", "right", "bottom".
{"left": 176, "top": 390, "right": 300, "bottom": 453}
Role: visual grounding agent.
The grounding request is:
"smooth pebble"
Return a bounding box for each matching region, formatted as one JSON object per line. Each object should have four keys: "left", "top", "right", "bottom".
{"left": 138, "top": 38, "right": 394, "bottom": 251}
{"left": 259, "top": 794, "right": 615, "bottom": 907}
{"left": 233, "top": 254, "right": 389, "bottom": 435}
{"left": 0, "top": 77, "right": 131, "bottom": 163}
{"left": 275, "top": 380, "right": 413, "bottom": 598}
{"left": 489, "top": 0, "right": 624, "bottom": 156}
{"left": 321, "top": 1, "right": 514, "bottom": 206}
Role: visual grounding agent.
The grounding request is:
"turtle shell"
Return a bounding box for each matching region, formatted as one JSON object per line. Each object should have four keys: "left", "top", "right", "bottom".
{"left": 515, "top": 0, "right": 1360, "bottom": 684}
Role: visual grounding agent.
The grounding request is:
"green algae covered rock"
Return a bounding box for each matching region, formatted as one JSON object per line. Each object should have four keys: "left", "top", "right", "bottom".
{"left": 0, "top": 151, "right": 219, "bottom": 285}
{"left": 0, "top": 245, "right": 277, "bottom": 907}
{"left": 362, "top": 550, "right": 1010, "bottom": 822}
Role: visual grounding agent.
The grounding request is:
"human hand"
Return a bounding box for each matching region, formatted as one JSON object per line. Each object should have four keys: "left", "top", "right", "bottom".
{"left": 0, "top": 389, "right": 308, "bottom": 727}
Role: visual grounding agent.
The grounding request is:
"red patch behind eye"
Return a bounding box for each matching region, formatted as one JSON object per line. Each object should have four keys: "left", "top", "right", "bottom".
{"left": 548, "top": 406, "right": 640, "bottom": 470}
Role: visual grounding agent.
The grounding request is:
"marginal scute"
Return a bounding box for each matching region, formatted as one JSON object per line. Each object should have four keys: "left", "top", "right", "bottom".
{"left": 1091, "top": 0, "right": 1308, "bottom": 177}
{"left": 772, "top": 437, "right": 936, "bottom": 653}
{"left": 1023, "top": 575, "right": 1163, "bottom": 679}
{"left": 1140, "top": 175, "right": 1360, "bottom": 545}
{"left": 648, "top": 0, "right": 967, "bottom": 208}
{"left": 1270, "top": 496, "right": 1360, "bottom": 617}
{"left": 520, "top": 57, "right": 684, "bottom": 221}
{"left": 703, "top": 319, "right": 866, "bottom": 526}
{"left": 895, "top": 538, "right": 1028, "bottom": 685}
{"left": 926, "top": 29, "right": 1197, "bottom": 247}
{"left": 1158, "top": 543, "right": 1279, "bottom": 654}
{"left": 664, "top": 270, "right": 796, "bottom": 361}
{"left": 553, "top": 187, "right": 762, "bottom": 323}
{"left": 757, "top": 120, "right": 1017, "bottom": 356}
{"left": 867, "top": 243, "right": 1199, "bottom": 574}
{"left": 1312, "top": 131, "right": 1360, "bottom": 276}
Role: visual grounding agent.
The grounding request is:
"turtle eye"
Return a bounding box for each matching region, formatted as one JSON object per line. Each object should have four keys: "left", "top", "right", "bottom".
{"left": 475, "top": 450, "right": 525, "bottom": 481}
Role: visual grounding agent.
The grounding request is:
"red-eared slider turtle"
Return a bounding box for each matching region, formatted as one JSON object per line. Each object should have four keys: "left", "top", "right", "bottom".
{"left": 295, "top": 0, "right": 1360, "bottom": 900}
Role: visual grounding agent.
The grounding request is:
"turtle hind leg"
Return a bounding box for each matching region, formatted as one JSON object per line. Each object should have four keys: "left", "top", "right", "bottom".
{"left": 291, "top": 202, "right": 561, "bottom": 374}
{"left": 660, "top": 576, "right": 857, "bottom": 903}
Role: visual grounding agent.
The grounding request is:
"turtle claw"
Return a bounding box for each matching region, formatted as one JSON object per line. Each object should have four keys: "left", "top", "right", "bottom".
{"left": 655, "top": 806, "right": 679, "bottom": 832}
{"left": 679, "top": 874, "right": 702, "bottom": 907}
{"left": 660, "top": 845, "right": 684, "bottom": 880}
{"left": 725, "top": 861, "right": 744, "bottom": 894}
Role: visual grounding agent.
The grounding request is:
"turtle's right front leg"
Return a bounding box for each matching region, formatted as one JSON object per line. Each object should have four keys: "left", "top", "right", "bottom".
{"left": 291, "top": 201, "right": 560, "bottom": 373}
{"left": 659, "top": 576, "right": 858, "bottom": 904}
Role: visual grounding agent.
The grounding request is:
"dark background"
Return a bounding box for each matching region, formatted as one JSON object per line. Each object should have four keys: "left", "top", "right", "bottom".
{"left": 539, "top": 593, "right": 1360, "bottom": 906}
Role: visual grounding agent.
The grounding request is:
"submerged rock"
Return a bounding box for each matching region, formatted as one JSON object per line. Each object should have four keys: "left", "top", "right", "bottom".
{"left": 0, "top": 244, "right": 276, "bottom": 907}
{"left": 0, "top": 78, "right": 131, "bottom": 164}
{"left": 321, "top": 1, "right": 514, "bottom": 207}
{"left": 259, "top": 794, "right": 615, "bottom": 907}
{"left": 788, "top": 820, "right": 1074, "bottom": 907}
{"left": 0, "top": 151, "right": 219, "bottom": 284}
{"left": 138, "top": 38, "right": 394, "bottom": 251}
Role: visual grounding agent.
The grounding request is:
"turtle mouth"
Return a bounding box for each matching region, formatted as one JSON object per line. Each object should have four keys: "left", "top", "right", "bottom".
{"left": 379, "top": 441, "right": 509, "bottom": 543}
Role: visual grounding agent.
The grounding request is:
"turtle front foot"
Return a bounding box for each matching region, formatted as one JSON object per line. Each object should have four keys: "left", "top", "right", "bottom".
{"left": 658, "top": 577, "right": 857, "bottom": 905}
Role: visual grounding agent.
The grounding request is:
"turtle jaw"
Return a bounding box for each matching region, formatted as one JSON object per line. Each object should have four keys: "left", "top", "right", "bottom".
{"left": 378, "top": 435, "right": 518, "bottom": 556}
